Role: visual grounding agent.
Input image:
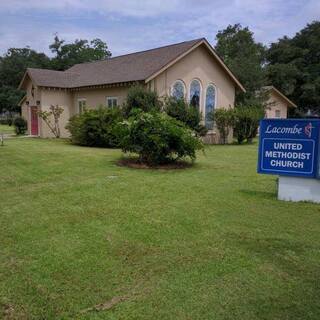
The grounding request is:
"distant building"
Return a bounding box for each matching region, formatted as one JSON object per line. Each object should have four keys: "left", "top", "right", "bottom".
{"left": 262, "top": 86, "right": 297, "bottom": 119}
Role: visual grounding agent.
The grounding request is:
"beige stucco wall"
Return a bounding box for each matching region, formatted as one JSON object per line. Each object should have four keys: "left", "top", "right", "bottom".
{"left": 152, "top": 45, "right": 236, "bottom": 111}
{"left": 21, "top": 103, "right": 29, "bottom": 133}
{"left": 265, "top": 91, "right": 288, "bottom": 119}
{"left": 37, "top": 86, "right": 131, "bottom": 138}
{"left": 40, "top": 88, "right": 73, "bottom": 138}
{"left": 151, "top": 44, "right": 236, "bottom": 143}
{"left": 72, "top": 86, "right": 130, "bottom": 112}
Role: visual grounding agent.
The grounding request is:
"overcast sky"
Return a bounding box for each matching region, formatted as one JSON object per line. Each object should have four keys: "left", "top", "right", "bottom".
{"left": 0, "top": 0, "right": 319, "bottom": 57}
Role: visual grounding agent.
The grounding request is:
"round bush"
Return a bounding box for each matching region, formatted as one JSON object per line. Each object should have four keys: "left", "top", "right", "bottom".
{"left": 66, "top": 108, "right": 122, "bottom": 147}
{"left": 116, "top": 111, "right": 203, "bottom": 165}
{"left": 13, "top": 116, "right": 27, "bottom": 135}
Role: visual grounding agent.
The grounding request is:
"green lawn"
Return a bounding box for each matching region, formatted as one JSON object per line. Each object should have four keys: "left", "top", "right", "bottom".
{"left": 0, "top": 124, "right": 15, "bottom": 135}
{"left": 1, "top": 138, "right": 320, "bottom": 319}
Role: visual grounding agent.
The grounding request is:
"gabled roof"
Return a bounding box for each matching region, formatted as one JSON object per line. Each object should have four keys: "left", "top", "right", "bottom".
{"left": 19, "top": 68, "right": 78, "bottom": 89}
{"left": 262, "top": 86, "right": 297, "bottom": 108}
{"left": 19, "top": 38, "right": 245, "bottom": 92}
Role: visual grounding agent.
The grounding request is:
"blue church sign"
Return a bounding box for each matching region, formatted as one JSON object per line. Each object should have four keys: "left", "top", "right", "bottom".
{"left": 258, "top": 119, "right": 320, "bottom": 178}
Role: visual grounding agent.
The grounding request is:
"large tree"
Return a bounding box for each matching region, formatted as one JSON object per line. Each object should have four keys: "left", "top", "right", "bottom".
{"left": 266, "top": 21, "right": 320, "bottom": 113}
{"left": 0, "top": 48, "right": 50, "bottom": 113}
{"left": 215, "top": 24, "right": 266, "bottom": 104}
{"left": 0, "top": 36, "right": 112, "bottom": 114}
{"left": 49, "top": 35, "right": 111, "bottom": 70}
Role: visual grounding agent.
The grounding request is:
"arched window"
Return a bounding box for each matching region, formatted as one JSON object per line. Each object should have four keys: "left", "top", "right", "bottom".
{"left": 190, "top": 79, "right": 201, "bottom": 109}
{"left": 171, "top": 80, "right": 185, "bottom": 100}
{"left": 205, "top": 84, "right": 216, "bottom": 129}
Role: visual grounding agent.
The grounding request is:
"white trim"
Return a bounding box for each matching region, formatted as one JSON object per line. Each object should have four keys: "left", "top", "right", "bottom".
{"left": 106, "top": 96, "right": 118, "bottom": 108}
{"left": 275, "top": 109, "right": 281, "bottom": 118}
{"left": 77, "top": 98, "right": 86, "bottom": 114}
{"left": 28, "top": 105, "right": 32, "bottom": 135}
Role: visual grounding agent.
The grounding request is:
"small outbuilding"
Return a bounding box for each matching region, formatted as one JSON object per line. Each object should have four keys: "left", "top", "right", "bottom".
{"left": 262, "top": 86, "right": 297, "bottom": 119}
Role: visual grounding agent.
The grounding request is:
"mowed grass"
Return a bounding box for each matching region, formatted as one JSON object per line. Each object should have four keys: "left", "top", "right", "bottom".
{"left": 1, "top": 138, "right": 320, "bottom": 319}
{"left": 0, "top": 124, "right": 15, "bottom": 135}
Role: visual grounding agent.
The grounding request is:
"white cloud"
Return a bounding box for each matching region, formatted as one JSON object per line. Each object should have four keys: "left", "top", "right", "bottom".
{"left": 0, "top": 0, "right": 318, "bottom": 56}
{"left": 0, "top": 0, "right": 182, "bottom": 17}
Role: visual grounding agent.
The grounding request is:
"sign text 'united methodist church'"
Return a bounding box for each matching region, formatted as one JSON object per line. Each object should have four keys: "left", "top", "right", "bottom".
{"left": 258, "top": 119, "right": 320, "bottom": 178}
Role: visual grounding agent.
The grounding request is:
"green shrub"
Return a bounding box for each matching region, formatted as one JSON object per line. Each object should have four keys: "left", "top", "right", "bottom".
{"left": 116, "top": 111, "right": 203, "bottom": 165}
{"left": 212, "top": 108, "right": 236, "bottom": 144}
{"left": 122, "top": 86, "right": 162, "bottom": 117}
{"left": 234, "top": 105, "right": 265, "bottom": 144}
{"left": 0, "top": 118, "right": 13, "bottom": 125}
{"left": 13, "top": 116, "right": 27, "bottom": 135}
{"left": 66, "top": 107, "right": 122, "bottom": 147}
{"left": 163, "top": 97, "right": 207, "bottom": 136}
{"left": 7, "top": 117, "right": 13, "bottom": 126}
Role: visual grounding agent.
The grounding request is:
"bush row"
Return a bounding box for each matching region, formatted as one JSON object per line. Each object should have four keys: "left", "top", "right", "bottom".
{"left": 212, "top": 105, "right": 265, "bottom": 144}
{"left": 67, "top": 86, "right": 206, "bottom": 164}
{"left": 66, "top": 86, "right": 264, "bottom": 164}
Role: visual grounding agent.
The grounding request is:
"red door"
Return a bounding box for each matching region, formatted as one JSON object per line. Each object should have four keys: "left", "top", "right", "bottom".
{"left": 31, "top": 106, "right": 38, "bottom": 136}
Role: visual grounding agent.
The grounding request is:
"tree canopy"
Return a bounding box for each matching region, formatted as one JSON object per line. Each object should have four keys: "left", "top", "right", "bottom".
{"left": 0, "top": 48, "right": 50, "bottom": 113}
{"left": 215, "top": 24, "right": 266, "bottom": 104}
{"left": 49, "top": 35, "right": 111, "bottom": 70}
{"left": 266, "top": 21, "right": 320, "bottom": 113}
{"left": 0, "top": 36, "right": 111, "bottom": 113}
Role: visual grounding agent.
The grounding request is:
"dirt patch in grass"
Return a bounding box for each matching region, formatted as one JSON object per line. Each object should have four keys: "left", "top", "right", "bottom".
{"left": 116, "top": 158, "right": 193, "bottom": 170}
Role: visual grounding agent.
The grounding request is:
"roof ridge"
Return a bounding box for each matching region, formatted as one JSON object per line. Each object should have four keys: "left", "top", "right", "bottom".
{"left": 67, "top": 38, "right": 204, "bottom": 70}
{"left": 27, "top": 67, "right": 78, "bottom": 74}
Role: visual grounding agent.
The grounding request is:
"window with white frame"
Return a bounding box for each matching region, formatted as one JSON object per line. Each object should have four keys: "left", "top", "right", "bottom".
{"left": 171, "top": 80, "right": 185, "bottom": 100}
{"left": 275, "top": 109, "right": 281, "bottom": 118}
{"left": 78, "top": 98, "right": 86, "bottom": 114}
{"left": 190, "top": 79, "right": 201, "bottom": 109}
{"left": 106, "top": 97, "right": 118, "bottom": 108}
{"left": 205, "top": 84, "right": 216, "bottom": 129}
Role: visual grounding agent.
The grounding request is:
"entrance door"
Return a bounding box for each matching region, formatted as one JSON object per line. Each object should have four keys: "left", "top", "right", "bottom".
{"left": 30, "top": 106, "right": 38, "bottom": 136}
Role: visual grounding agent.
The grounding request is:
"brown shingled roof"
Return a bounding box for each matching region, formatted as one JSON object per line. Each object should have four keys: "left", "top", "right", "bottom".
{"left": 26, "top": 68, "right": 79, "bottom": 88}
{"left": 67, "top": 38, "right": 202, "bottom": 87}
{"left": 19, "top": 38, "right": 245, "bottom": 92}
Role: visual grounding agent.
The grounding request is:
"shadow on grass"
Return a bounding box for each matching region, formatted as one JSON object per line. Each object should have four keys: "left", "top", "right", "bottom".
{"left": 239, "top": 189, "right": 276, "bottom": 200}
{"left": 115, "top": 157, "right": 195, "bottom": 171}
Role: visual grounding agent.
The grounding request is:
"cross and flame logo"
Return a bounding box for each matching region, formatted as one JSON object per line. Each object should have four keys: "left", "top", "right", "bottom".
{"left": 304, "top": 122, "right": 314, "bottom": 138}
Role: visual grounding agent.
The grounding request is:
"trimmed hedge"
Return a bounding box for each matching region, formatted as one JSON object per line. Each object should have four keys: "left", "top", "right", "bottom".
{"left": 66, "top": 107, "right": 122, "bottom": 147}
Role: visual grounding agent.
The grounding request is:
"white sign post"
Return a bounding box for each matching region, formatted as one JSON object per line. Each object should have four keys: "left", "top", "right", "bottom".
{"left": 278, "top": 176, "right": 320, "bottom": 203}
